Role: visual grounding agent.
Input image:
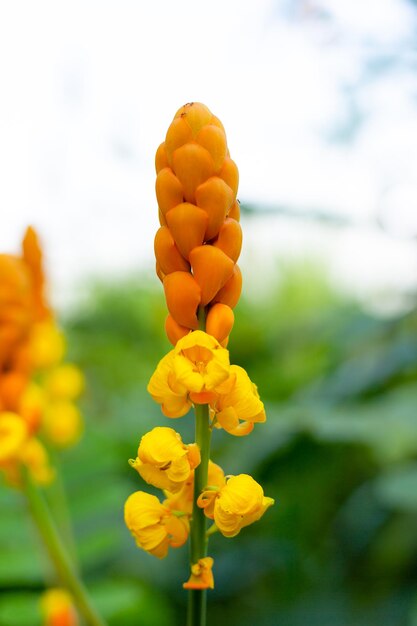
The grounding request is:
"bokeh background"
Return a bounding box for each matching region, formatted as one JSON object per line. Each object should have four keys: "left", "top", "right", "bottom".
{"left": 1, "top": 1, "right": 417, "bottom": 625}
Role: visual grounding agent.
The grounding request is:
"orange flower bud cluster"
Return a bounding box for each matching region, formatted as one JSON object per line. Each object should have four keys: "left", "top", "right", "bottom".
{"left": 154, "top": 102, "right": 242, "bottom": 346}
{"left": 0, "top": 228, "right": 84, "bottom": 486}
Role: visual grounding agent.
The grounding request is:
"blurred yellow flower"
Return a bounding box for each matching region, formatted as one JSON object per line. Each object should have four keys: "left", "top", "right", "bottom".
{"left": 40, "top": 588, "right": 78, "bottom": 626}
{"left": 129, "top": 426, "right": 200, "bottom": 493}
{"left": 45, "top": 364, "right": 84, "bottom": 400}
{"left": 212, "top": 365, "right": 266, "bottom": 436}
{"left": 183, "top": 556, "right": 214, "bottom": 590}
{"left": 18, "top": 382, "right": 45, "bottom": 434}
{"left": 199, "top": 474, "right": 274, "bottom": 537}
{"left": 43, "top": 401, "right": 83, "bottom": 448}
{"left": 20, "top": 438, "right": 54, "bottom": 485}
{"left": 124, "top": 491, "right": 189, "bottom": 558}
{"left": 0, "top": 412, "right": 28, "bottom": 465}
{"left": 29, "top": 322, "right": 66, "bottom": 371}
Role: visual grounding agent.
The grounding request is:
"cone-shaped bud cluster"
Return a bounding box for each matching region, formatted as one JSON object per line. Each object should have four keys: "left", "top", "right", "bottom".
{"left": 154, "top": 102, "right": 242, "bottom": 346}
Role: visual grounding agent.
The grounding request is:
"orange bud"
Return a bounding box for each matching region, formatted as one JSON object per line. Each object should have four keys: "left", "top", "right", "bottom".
{"left": 0, "top": 371, "right": 27, "bottom": 411}
{"left": 196, "top": 125, "right": 227, "bottom": 172}
{"left": 155, "top": 143, "right": 169, "bottom": 173}
{"left": 195, "top": 177, "right": 234, "bottom": 241}
{"left": 189, "top": 246, "right": 234, "bottom": 306}
{"left": 174, "top": 102, "right": 213, "bottom": 136}
{"left": 172, "top": 144, "right": 214, "bottom": 203}
{"left": 165, "top": 315, "right": 190, "bottom": 346}
{"left": 213, "top": 218, "right": 242, "bottom": 262}
{"left": 165, "top": 117, "right": 193, "bottom": 164}
{"left": 163, "top": 272, "right": 201, "bottom": 329}
{"left": 213, "top": 265, "right": 242, "bottom": 309}
{"left": 221, "top": 336, "right": 229, "bottom": 348}
{"left": 156, "top": 262, "right": 166, "bottom": 282}
{"left": 219, "top": 157, "right": 239, "bottom": 197}
{"left": 228, "top": 200, "right": 240, "bottom": 221}
{"left": 211, "top": 115, "right": 226, "bottom": 133}
{"left": 154, "top": 227, "right": 190, "bottom": 276}
{"left": 166, "top": 203, "right": 208, "bottom": 260}
{"left": 206, "top": 303, "right": 234, "bottom": 343}
{"left": 155, "top": 168, "right": 184, "bottom": 217}
{"left": 158, "top": 208, "right": 167, "bottom": 227}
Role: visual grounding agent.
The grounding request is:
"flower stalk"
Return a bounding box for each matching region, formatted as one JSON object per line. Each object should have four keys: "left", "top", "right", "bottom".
{"left": 22, "top": 468, "right": 106, "bottom": 626}
{"left": 124, "top": 102, "right": 273, "bottom": 626}
{"left": 187, "top": 306, "right": 210, "bottom": 626}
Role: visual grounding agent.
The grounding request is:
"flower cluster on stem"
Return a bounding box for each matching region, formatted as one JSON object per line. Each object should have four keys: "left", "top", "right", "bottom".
{"left": 124, "top": 103, "right": 274, "bottom": 625}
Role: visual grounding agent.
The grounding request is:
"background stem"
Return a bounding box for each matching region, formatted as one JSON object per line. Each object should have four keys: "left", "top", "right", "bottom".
{"left": 22, "top": 469, "right": 107, "bottom": 626}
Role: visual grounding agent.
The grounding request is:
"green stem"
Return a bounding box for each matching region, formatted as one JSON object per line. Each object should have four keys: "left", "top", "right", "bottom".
{"left": 46, "top": 449, "right": 79, "bottom": 568}
{"left": 22, "top": 470, "right": 107, "bottom": 626}
{"left": 187, "top": 307, "right": 211, "bottom": 626}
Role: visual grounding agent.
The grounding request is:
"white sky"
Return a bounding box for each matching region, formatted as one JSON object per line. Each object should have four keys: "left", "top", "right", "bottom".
{"left": 0, "top": 0, "right": 416, "bottom": 311}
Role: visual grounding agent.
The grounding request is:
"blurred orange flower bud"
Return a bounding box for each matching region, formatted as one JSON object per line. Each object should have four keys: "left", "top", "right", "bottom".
{"left": 196, "top": 123, "right": 227, "bottom": 171}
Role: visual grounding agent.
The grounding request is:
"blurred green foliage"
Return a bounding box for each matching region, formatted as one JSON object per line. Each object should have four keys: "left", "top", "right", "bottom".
{"left": 1, "top": 262, "right": 416, "bottom": 626}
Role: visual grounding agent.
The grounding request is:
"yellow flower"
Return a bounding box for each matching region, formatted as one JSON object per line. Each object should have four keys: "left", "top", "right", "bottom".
{"left": 40, "top": 588, "right": 78, "bottom": 626}
{"left": 129, "top": 427, "right": 200, "bottom": 493}
{"left": 164, "top": 460, "right": 225, "bottom": 516}
{"left": 212, "top": 365, "right": 266, "bottom": 436}
{"left": 183, "top": 557, "right": 214, "bottom": 590}
{"left": 43, "top": 401, "right": 83, "bottom": 448}
{"left": 199, "top": 474, "right": 274, "bottom": 537}
{"left": 45, "top": 364, "right": 84, "bottom": 400}
{"left": 29, "top": 322, "right": 66, "bottom": 370}
{"left": 18, "top": 382, "right": 45, "bottom": 434}
{"left": 0, "top": 412, "right": 28, "bottom": 465}
{"left": 173, "top": 331, "right": 230, "bottom": 403}
{"left": 124, "top": 491, "right": 189, "bottom": 558}
{"left": 147, "top": 351, "right": 192, "bottom": 417}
